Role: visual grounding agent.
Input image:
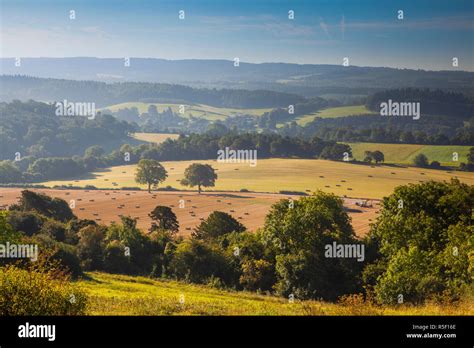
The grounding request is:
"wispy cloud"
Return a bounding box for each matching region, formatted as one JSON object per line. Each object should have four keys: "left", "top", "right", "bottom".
{"left": 319, "top": 18, "right": 329, "bottom": 36}
{"left": 340, "top": 15, "right": 473, "bottom": 31}
{"left": 340, "top": 15, "right": 345, "bottom": 40}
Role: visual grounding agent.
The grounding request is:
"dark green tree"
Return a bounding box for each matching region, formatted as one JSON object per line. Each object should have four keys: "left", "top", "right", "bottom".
{"left": 181, "top": 163, "right": 217, "bottom": 194}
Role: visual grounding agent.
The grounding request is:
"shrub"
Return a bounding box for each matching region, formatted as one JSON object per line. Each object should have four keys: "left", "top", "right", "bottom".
{"left": 7, "top": 211, "right": 44, "bottom": 236}
{"left": 430, "top": 160, "right": 441, "bottom": 168}
{"left": 0, "top": 265, "right": 87, "bottom": 315}
{"left": 239, "top": 259, "right": 275, "bottom": 291}
{"left": 40, "top": 220, "right": 67, "bottom": 242}
{"left": 103, "top": 240, "right": 133, "bottom": 274}
{"left": 167, "top": 239, "right": 235, "bottom": 286}
{"left": 106, "top": 216, "right": 152, "bottom": 274}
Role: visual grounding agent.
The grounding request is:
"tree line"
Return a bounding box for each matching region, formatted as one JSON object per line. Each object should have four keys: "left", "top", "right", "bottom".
{"left": 0, "top": 132, "right": 352, "bottom": 183}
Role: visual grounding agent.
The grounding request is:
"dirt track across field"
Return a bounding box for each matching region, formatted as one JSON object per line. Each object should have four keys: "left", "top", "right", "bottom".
{"left": 0, "top": 188, "right": 380, "bottom": 237}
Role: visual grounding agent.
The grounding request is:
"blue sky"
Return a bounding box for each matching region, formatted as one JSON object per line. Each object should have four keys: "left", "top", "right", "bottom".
{"left": 1, "top": 0, "right": 473, "bottom": 70}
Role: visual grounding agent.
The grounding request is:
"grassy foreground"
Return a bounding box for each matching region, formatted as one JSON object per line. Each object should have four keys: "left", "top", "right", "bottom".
{"left": 40, "top": 159, "right": 474, "bottom": 199}
{"left": 76, "top": 272, "right": 473, "bottom": 315}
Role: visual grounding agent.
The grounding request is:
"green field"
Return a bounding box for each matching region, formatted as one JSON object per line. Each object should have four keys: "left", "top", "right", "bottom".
{"left": 103, "top": 102, "right": 272, "bottom": 121}
{"left": 132, "top": 132, "right": 180, "bottom": 144}
{"left": 77, "top": 272, "right": 473, "bottom": 315}
{"left": 348, "top": 143, "right": 471, "bottom": 166}
{"left": 296, "top": 105, "right": 374, "bottom": 125}
{"left": 40, "top": 158, "right": 474, "bottom": 200}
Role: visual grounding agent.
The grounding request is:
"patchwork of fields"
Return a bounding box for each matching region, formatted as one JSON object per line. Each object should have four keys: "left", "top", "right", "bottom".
{"left": 104, "top": 102, "right": 373, "bottom": 125}
{"left": 103, "top": 102, "right": 272, "bottom": 121}
{"left": 295, "top": 105, "right": 374, "bottom": 125}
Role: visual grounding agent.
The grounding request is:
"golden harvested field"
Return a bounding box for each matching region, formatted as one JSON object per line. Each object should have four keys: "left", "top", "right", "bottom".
{"left": 0, "top": 188, "right": 378, "bottom": 237}
{"left": 39, "top": 159, "right": 474, "bottom": 200}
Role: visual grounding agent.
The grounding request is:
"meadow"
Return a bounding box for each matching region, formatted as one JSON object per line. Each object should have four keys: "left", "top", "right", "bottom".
{"left": 295, "top": 105, "right": 374, "bottom": 125}
{"left": 38, "top": 158, "right": 474, "bottom": 200}
{"left": 132, "top": 132, "right": 180, "bottom": 144}
{"left": 103, "top": 102, "right": 272, "bottom": 121}
{"left": 77, "top": 272, "right": 474, "bottom": 315}
{"left": 348, "top": 143, "right": 471, "bottom": 166}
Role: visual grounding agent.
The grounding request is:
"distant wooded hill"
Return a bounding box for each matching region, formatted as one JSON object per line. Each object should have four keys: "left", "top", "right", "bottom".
{"left": 0, "top": 75, "right": 304, "bottom": 108}
{"left": 1, "top": 58, "right": 473, "bottom": 99}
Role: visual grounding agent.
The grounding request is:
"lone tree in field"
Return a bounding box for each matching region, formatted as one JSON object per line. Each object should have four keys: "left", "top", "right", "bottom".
{"left": 364, "top": 150, "right": 385, "bottom": 164}
{"left": 135, "top": 159, "right": 168, "bottom": 193}
{"left": 149, "top": 206, "right": 179, "bottom": 233}
{"left": 413, "top": 153, "right": 429, "bottom": 168}
{"left": 181, "top": 163, "right": 217, "bottom": 194}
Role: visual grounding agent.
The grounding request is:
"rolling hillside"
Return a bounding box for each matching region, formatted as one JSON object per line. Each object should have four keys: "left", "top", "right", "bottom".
{"left": 104, "top": 102, "right": 272, "bottom": 121}
{"left": 296, "top": 105, "right": 374, "bottom": 125}
{"left": 77, "top": 272, "right": 473, "bottom": 315}
{"left": 347, "top": 143, "right": 472, "bottom": 166}
{"left": 37, "top": 158, "right": 474, "bottom": 199}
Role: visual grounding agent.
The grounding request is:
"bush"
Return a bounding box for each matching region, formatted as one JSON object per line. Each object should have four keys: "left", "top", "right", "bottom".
{"left": 430, "top": 160, "right": 441, "bottom": 168}
{"left": 167, "top": 239, "right": 235, "bottom": 286}
{"left": 106, "top": 216, "right": 152, "bottom": 274}
{"left": 103, "top": 240, "right": 133, "bottom": 274}
{"left": 7, "top": 211, "right": 44, "bottom": 236}
{"left": 239, "top": 259, "right": 275, "bottom": 291}
{"left": 0, "top": 265, "right": 87, "bottom": 315}
{"left": 40, "top": 220, "right": 67, "bottom": 242}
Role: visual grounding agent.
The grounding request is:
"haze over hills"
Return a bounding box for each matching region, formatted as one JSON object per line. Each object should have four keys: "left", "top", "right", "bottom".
{"left": 1, "top": 58, "right": 473, "bottom": 99}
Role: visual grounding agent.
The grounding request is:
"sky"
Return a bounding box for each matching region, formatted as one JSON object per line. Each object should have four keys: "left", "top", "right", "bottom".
{"left": 1, "top": 0, "right": 473, "bottom": 71}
